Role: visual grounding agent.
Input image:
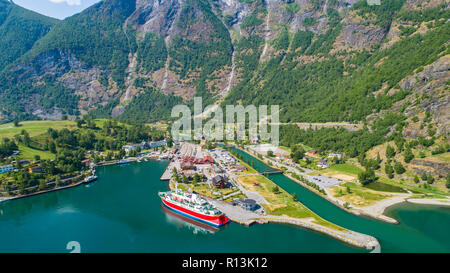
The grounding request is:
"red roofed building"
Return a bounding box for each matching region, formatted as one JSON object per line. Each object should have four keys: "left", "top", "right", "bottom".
{"left": 28, "top": 165, "right": 42, "bottom": 173}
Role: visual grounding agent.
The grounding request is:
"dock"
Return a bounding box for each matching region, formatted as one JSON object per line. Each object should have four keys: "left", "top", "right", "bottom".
{"left": 160, "top": 161, "right": 178, "bottom": 181}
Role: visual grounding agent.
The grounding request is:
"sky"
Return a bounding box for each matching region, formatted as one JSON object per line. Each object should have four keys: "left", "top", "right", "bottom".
{"left": 12, "top": 0, "right": 101, "bottom": 20}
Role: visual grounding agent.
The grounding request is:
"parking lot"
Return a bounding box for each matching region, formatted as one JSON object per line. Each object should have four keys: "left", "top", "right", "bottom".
{"left": 304, "top": 174, "right": 344, "bottom": 189}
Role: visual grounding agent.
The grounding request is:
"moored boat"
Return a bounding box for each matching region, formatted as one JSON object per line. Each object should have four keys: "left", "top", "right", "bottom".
{"left": 84, "top": 175, "right": 98, "bottom": 184}
{"left": 117, "top": 160, "right": 130, "bottom": 165}
{"left": 159, "top": 189, "right": 230, "bottom": 227}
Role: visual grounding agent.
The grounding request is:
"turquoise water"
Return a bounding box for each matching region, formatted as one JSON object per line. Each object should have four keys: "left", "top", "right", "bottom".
{"left": 0, "top": 160, "right": 365, "bottom": 253}
{"left": 0, "top": 152, "right": 449, "bottom": 253}
{"left": 232, "top": 148, "right": 450, "bottom": 253}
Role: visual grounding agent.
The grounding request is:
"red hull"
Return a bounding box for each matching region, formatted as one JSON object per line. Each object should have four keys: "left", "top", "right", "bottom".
{"left": 161, "top": 197, "right": 229, "bottom": 227}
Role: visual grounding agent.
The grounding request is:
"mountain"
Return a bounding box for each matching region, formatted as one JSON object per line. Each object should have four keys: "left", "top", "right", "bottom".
{"left": 0, "top": 0, "right": 448, "bottom": 137}
{"left": 0, "top": 0, "right": 57, "bottom": 72}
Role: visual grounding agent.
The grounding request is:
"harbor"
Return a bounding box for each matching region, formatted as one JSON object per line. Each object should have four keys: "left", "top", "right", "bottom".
{"left": 159, "top": 142, "right": 379, "bottom": 250}
{"left": 0, "top": 156, "right": 450, "bottom": 252}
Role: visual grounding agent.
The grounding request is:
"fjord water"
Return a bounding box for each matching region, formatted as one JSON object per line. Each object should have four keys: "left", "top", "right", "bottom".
{"left": 232, "top": 148, "right": 450, "bottom": 253}
{"left": 0, "top": 160, "right": 364, "bottom": 253}
{"left": 0, "top": 155, "right": 449, "bottom": 253}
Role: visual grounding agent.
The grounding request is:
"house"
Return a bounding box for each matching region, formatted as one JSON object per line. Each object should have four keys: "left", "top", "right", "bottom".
{"left": 213, "top": 166, "right": 223, "bottom": 173}
{"left": 232, "top": 198, "right": 258, "bottom": 211}
{"left": 81, "top": 159, "right": 91, "bottom": 166}
{"left": 123, "top": 144, "right": 139, "bottom": 153}
{"left": 229, "top": 164, "right": 246, "bottom": 172}
{"left": 181, "top": 161, "right": 194, "bottom": 170}
{"left": 328, "top": 152, "right": 343, "bottom": 160}
{"left": 0, "top": 165, "right": 13, "bottom": 174}
{"left": 149, "top": 139, "right": 167, "bottom": 149}
{"left": 317, "top": 160, "right": 330, "bottom": 169}
{"left": 28, "top": 165, "right": 42, "bottom": 173}
{"left": 308, "top": 149, "right": 318, "bottom": 156}
{"left": 211, "top": 175, "right": 228, "bottom": 188}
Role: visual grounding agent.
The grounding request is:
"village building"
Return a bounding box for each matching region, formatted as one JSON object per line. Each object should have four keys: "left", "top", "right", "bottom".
{"left": 308, "top": 149, "right": 318, "bottom": 156}
{"left": 328, "top": 152, "right": 343, "bottom": 160}
{"left": 211, "top": 175, "right": 228, "bottom": 189}
{"left": 229, "top": 164, "right": 246, "bottom": 172}
{"left": 317, "top": 160, "right": 330, "bottom": 169}
{"left": 0, "top": 164, "right": 13, "bottom": 174}
{"left": 28, "top": 165, "right": 42, "bottom": 173}
{"left": 232, "top": 198, "right": 258, "bottom": 211}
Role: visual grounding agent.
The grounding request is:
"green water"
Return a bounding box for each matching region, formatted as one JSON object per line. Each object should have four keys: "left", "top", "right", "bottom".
{"left": 0, "top": 160, "right": 365, "bottom": 253}
{"left": 232, "top": 148, "right": 450, "bottom": 253}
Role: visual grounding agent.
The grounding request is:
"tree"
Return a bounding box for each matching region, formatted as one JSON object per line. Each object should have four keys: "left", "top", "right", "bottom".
{"left": 49, "top": 141, "right": 57, "bottom": 154}
{"left": 292, "top": 192, "right": 297, "bottom": 201}
{"left": 38, "top": 180, "right": 47, "bottom": 191}
{"left": 34, "top": 155, "right": 41, "bottom": 162}
{"left": 167, "top": 138, "right": 173, "bottom": 147}
{"left": 23, "top": 131, "right": 31, "bottom": 147}
{"left": 446, "top": 174, "right": 450, "bottom": 189}
{"left": 358, "top": 168, "right": 377, "bottom": 185}
{"left": 182, "top": 175, "right": 189, "bottom": 184}
{"left": 386, "top": 145, "right": 395, "bottom": 159}
{"left": 421, "top": 172, "right": 428, "bottom": 181}
{"left": 272, "top": 185, "right": 280, "bottom": 194}
{"left": 426, "top": 173, "right": 434, "bottom": 184}
{"left": 267, "top": 150, "right": 274, "bottom": 157}
{"left": 13, "top": 120, "right": 20, "bottom": 127}
{"left": 385, "top": 163, "right": 394, "bottom": 179}
{"left": 193, "top": 173, "right": 200, "bottom": 184}
{"left": 403, "top": 148, "right": 414, "bottom": 163}
{"left": 55, "top": 175, "right": 61, "bottom": 187}
{"left": 414, "top": 175, "right": 420, "bottom": 183}
{"left": 394, "top": 162, "right": 406, "bottom": 174}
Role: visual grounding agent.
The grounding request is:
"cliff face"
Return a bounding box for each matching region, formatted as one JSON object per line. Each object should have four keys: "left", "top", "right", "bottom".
{"left": 0, "top": 0, "right": 448, "bottom": 128}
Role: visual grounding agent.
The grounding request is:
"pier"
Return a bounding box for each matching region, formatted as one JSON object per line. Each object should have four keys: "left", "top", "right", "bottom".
{"left": 161, "top": 161, "right": 178, "bottom": 181}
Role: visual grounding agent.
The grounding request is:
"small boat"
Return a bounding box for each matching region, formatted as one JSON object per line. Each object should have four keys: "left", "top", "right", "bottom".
{"left": 84, "top": 175, "right": 98, "bottom": 184}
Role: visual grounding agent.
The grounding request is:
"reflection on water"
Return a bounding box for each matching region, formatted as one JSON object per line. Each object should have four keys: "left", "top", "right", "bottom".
{"left": 161, "top": 205, "right": 220, "bottom": 235}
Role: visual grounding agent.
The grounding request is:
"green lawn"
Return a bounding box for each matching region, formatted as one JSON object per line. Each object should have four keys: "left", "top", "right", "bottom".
{"left": 0, "top": 120, "right": 76, "bottom": 139}
{"left": 330, "top": 163, "right": 364, "bottom": 175}
{"left": 17, "top": 145, "right": 55, "bottom": 160}
{"left": 330, "top": 182, "right": 391, "bottom": 207}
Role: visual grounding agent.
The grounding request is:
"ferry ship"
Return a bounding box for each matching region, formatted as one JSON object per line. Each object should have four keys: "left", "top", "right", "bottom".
{"left": 159, "top": 189, "right": 230, "bottom": 227}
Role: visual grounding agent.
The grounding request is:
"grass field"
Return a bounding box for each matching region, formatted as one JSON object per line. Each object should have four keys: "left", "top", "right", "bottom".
{"left": 309, "top": 163, "right": 363, "bottom": 181}
{"left": 17, "top": 145, "right": 55, "bottom": 160}
{"left": 0, "top": 120, "right": 114, "bottom": 160}
{"left": 329, "top": 182, "right": 391, "bottom": 207}
{"left": 237, "top": 175, "right": 345, "bottom": 231}
{"left": 0, "top": 120, "right": 76, "bottom": 139}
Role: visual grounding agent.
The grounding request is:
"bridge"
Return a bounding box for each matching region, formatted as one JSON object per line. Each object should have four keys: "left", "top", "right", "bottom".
{"left": 259, "top": 167, "right": 283, "bottom": 175}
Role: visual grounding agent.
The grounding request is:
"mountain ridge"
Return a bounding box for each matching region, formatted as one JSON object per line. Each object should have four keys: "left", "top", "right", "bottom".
{"left": 0, "top": 0, "right": 448, "bottom": 138}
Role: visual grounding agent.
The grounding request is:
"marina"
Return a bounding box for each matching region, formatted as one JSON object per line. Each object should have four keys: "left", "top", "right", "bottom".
{"left": 0, "top": 158, "right": 449, "bottom": 252}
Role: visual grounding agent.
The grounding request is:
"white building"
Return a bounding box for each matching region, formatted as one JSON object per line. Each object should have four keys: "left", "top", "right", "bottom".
{"left": 0, "top": 165, "right": 13, "bottom": 174}
{"left": 328, "top": 152, "right": 343, "bottom": 160}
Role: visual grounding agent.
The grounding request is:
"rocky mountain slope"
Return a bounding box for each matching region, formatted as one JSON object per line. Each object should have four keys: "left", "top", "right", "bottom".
{"left": 0, "top": 0, "right": 448, "bottom": 133}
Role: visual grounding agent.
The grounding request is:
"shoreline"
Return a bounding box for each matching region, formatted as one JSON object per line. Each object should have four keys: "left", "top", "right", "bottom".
{"left": 406, "top": 198, "right": 450, "bottom": 206}
{"left": 0, "top": 174, "right": 85, "bottom": 203}
{"left": 231, "top": 145, "right": 450, "bottom": 224}
{"left": 1, "top": 156, "right": 167, "bottom": 203}
{"left": 222, "top": 145, "right": 379, "bottom": 250}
